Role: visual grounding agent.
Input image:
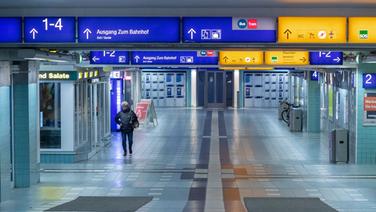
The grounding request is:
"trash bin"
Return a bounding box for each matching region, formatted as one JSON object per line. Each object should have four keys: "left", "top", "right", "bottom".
{"left": 329, "top": 129, "right": 349, "bottom": 163}
{"left": 289, "top": 108, "right": 303, "bottom": 132}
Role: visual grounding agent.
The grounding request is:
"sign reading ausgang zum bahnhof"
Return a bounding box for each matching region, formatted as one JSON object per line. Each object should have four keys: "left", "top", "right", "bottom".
{"left": 39, "top": 71, "right": 78, "bottom": 81}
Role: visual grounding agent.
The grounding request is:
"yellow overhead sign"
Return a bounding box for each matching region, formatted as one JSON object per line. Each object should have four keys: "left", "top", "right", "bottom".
{"left": 219, "top": 66, "right": 274, "bottom": 71}
{"left": 265, "top": 51, "right": 309, "bottom": 66}
{"left": 219, "top": 51, "right": 263, "bottom": 66}
{"left": 278, "top": 17, "right": 347, "bottom": 43}
{"left": 349, "top": 17, "right": 376, "bottom": 43}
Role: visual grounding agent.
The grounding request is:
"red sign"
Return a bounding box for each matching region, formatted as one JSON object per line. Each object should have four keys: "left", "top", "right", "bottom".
{"left": 207, "top": 50, "right": 214, "bottom": 57}
{"left": 248, "top": 19, "right": 257, "bottom": 29}
{"left": 135, "top": 101, "right": 150, "bottom": 122}
{"left": 364, "top": 97, "right": 376, "bottom": 111}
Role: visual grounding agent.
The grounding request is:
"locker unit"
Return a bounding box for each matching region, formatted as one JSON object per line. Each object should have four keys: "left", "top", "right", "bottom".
{"left": 244, "top": 72, "right": 289, "bottom": 108}
{"left": 141, "top": 72, "right": 186, "bottom": 107}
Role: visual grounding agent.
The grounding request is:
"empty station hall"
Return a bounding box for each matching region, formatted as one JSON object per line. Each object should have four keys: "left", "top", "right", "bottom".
{"left": 2, "top": 1, "right": 376, "bottom": 212}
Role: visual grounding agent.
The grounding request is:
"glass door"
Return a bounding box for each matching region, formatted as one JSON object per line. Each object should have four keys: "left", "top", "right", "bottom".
{"left": 205, "top": 71, "right": 225, "bottom": 108}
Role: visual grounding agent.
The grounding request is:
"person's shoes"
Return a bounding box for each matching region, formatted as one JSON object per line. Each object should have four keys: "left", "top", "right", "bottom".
{"left": 129, "top": 150, "right": 133, "bottom": 155}
{"left": 123, "top": 152, "right": 127, "bottom": 156}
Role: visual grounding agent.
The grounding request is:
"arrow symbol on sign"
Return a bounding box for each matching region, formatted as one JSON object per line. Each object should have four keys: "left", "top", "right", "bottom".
{"left": 333, "top": 57, "right": 341, "bottom": 63}
{"left": 284, "top": 29, "right": 292, "bottom": 39}
{"left": 134, "top": 55, "right": 140, "bottom": 63}
{"left": 223, "top": 56, "right": 229, "bottom": 63}
{"left": 300, "top": 57, "right": 307, "bottom": 63}
{"left": 30, "top": 28, "right": 38, "bottom": 39}
{"left": 83, "top": 28, "right": 92, "bottom": 39}
{"left": 188, "top": 28, "right": 196, "bottom": 39}
{"left": 92, "top": 56, "right": 99, "bottom": 62}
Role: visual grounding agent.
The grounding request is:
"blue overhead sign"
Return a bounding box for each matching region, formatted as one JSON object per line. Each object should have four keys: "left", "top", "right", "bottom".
{"left": 24, "top": 17, "right": 75, "bottom": 43}
{"left": 131, "top": 51, "right": 218, "bottom": 65}
{"left": 309, "top": 51, "right": 343, "bottom": 65}
{"left": 182, "top": 17, "right": 276, "bottom": 43}
{"left": 363, "top": 73, "right": 376, "bottom": 89}
{"left": 90, "top": 51, "right": 129, "bottom": 64}
{"left": 0, "top": 18, "right": 22, "bottom": 43}
{"left": 78, "top": 17, "right": 180, "bottom": 43}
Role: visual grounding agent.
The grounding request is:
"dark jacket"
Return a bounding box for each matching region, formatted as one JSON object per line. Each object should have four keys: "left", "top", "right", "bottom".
{"left": 115, "top": 108, "right": 138, "bottom": 133}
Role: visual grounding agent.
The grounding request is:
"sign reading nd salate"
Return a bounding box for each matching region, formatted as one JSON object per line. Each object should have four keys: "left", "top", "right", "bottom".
{"left": 39, "top": 71, "right": 77, "bottom": 81}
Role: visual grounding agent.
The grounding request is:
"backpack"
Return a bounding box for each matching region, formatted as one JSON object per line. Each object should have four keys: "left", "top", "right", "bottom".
{"left": 119, "top": 111, "right": 134, "bottom": 132}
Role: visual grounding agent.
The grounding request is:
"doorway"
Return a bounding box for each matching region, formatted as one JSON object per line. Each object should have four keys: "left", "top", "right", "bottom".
{"left": 197, "top": 70, "right": 233, "bottom": 108}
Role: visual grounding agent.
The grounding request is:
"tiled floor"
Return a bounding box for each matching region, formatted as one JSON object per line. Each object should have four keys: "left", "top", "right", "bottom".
{"left": 2, "top": 108, "right": 376, "bottom": 211}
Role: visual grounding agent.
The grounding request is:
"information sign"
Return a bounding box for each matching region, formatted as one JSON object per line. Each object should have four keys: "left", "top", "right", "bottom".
{"left": 78, "top": 17, "right": 180, "bottom": 43}
{"left": 24, "top": 17, "right": 75, "bottom": 42}
{"left": 278, "top": 17, "right": 347, "bottom": 43}
{"left": 183, "top": 17, "right": 276, "bottom": 43}
{"left": 90, "top": 51, "right": 129, "bottom": 64}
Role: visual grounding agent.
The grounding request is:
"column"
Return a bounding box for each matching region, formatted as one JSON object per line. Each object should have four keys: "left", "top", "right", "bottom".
{"left": 356, "top": 63, "right": 376, "bottom": 164}
{"left": 190, "top": 69, "right": 197, "bottom": 107}
{"left": 306, "top": 72, "right": 321, "bottom": 132}
{"left": 239, "top": 71, "right": 244, "bottom": 108}
{"left": 233, "top": 70, "right": 240, "bottom": 108}
{"left": 0, "top": 61, "right": 11, "bottom": 201}
{"left": 12, "top": 61, "right": 40, "bottom": 187}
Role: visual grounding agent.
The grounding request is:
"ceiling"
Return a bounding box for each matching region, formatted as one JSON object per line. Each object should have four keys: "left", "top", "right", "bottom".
{"left": 1, "top": 0, "right": 376, "bottom": 8}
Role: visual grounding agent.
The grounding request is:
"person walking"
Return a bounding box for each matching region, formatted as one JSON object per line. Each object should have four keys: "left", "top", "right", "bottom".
{"left": 115, "top": 101, "right": 139, "bottom": 156}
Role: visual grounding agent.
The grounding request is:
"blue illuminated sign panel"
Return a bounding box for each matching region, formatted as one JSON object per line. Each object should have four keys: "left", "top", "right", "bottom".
{"left": 130, "top": 51, "right": 219, "bottom": 65}
{"left": 0, "top": 18, "right": 22, "bottom": 43}
{"left": 310, "top": 71, "right": 319, "bottom": 81}
{"left": 90, "top": 51, "right": 129, "bottom": 64}
{"left": 24, "top": 17, "right": 75, "bottom": 43}
{"left": 309, "top": 51, "right": 343, "bottom": 65}
{"left": 183, "top": 17, "right": 276, "bottom": 43}
{"left": 78, "top": 17, "right": 180, "bottom": 43}
{"left": 363, "top": 73, "right": 376, "bottom": 89}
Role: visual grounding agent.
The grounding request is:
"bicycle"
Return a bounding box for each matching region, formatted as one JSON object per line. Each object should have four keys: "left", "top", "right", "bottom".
{"left": 280, "top": 101, "right": 293, "bottom": 126}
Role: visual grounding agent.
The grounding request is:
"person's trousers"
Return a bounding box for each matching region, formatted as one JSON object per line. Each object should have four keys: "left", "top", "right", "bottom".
{"left": 121, "top": 131, "right": 133, "bottom": 153}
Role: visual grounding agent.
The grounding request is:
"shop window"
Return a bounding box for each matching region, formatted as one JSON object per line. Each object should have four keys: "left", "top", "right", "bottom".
{"left": 40, "top": 83, "right": 61, "bottom": 148}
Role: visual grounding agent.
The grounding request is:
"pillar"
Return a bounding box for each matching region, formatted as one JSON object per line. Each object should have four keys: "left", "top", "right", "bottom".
{"left": 239, "top": 71, "right": 244, "bottom": 108}
{"left": 190, "top": 69, "right": 197, "bottom": 107}
{"left": 233, "top": 70, "right": 240, "bottom": 108}
{"left": 12, "top": 61, "right": 40, "bottom": 187}
{"left": 306, "top": 72, "right": 321, "bottom": 132}
{"left": 0, "top": 61, "right": 11, "bottom": 201}
{"left": 356, "top": 63, "right": 376, "bottom": 164}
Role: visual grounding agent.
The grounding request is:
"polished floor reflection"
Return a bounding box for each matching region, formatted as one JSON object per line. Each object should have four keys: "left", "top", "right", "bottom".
{"left": 1, "top": 108, "right": 376, "bottom": 212}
